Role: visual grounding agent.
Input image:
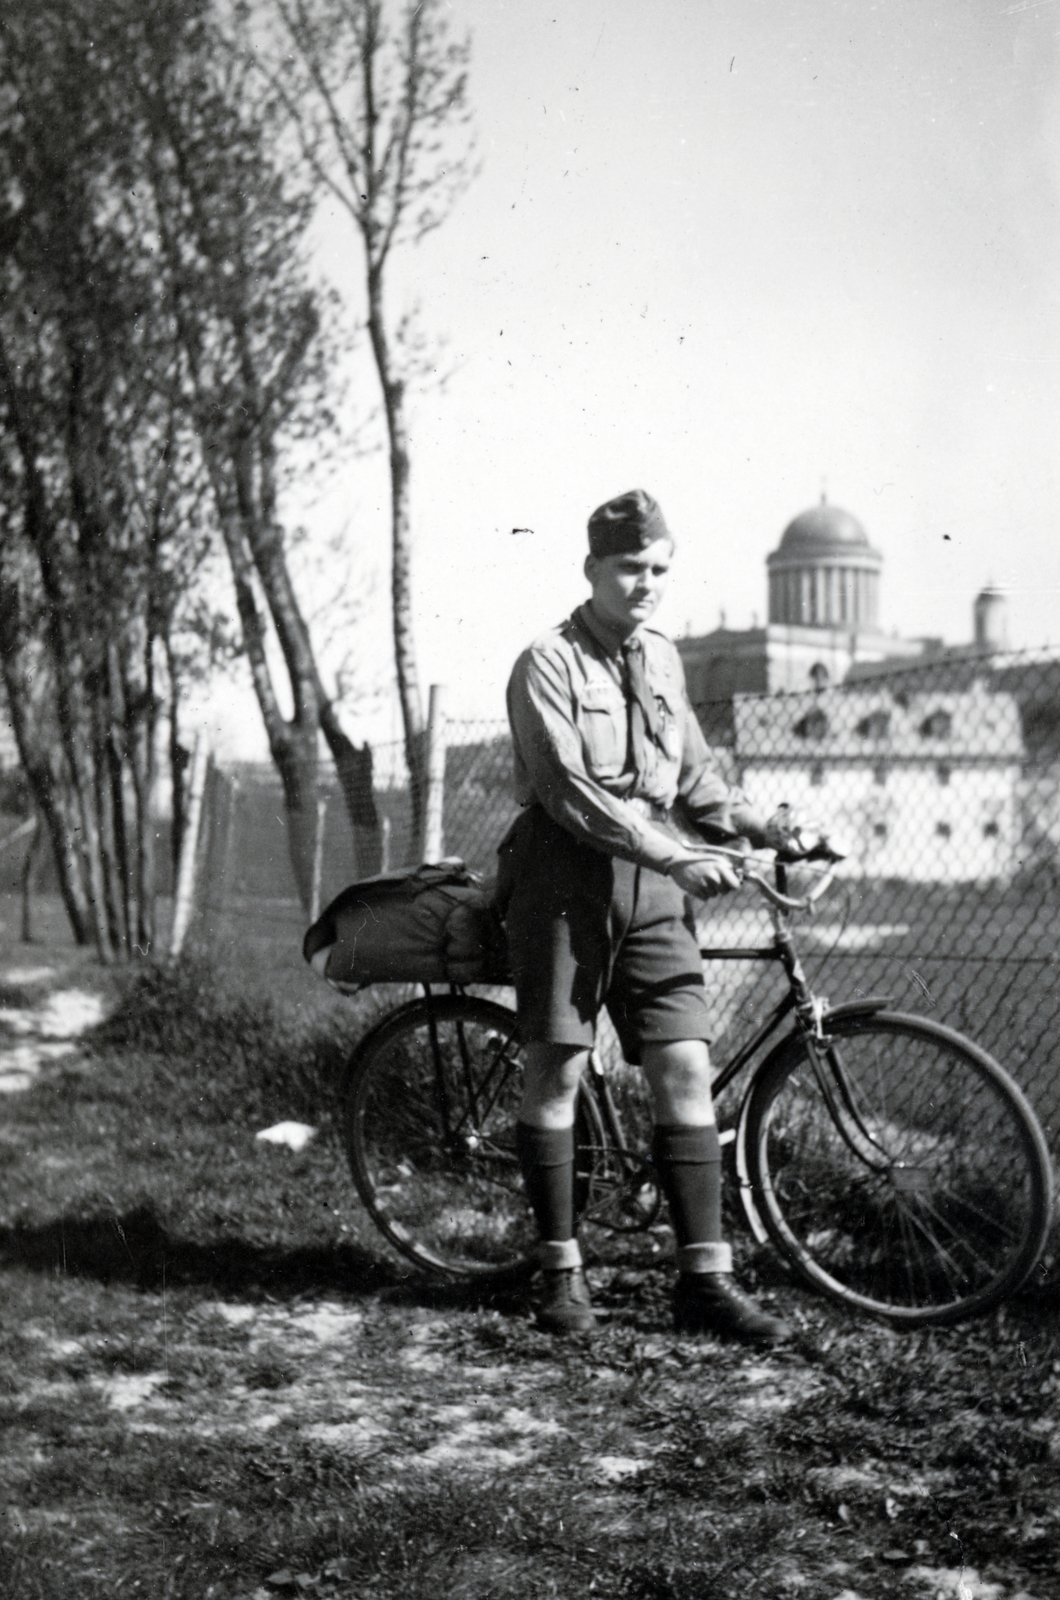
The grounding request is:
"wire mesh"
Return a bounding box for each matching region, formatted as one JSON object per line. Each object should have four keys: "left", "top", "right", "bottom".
{"left": 191, "top": 647, "right": 1060, "bottom": 1149}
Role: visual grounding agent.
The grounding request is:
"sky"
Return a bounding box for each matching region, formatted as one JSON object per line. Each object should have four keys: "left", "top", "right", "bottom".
{"left": 204, "top": 0, "right": 1060, "bottom": 756}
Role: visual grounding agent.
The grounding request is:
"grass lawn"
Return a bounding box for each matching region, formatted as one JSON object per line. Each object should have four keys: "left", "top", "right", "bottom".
{"left": 1, "top": 896, "right": 1059, "bottom": 1599}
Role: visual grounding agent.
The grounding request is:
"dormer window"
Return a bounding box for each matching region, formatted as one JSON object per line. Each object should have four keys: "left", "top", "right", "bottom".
{"left": 856, "top": 710, "right": 891, "bottom": 739}
{"left": 794, "top": 708, "right": 829, "bottom": 740}
{"left": 919, "top": 709, "right": 953, "bottom": 740}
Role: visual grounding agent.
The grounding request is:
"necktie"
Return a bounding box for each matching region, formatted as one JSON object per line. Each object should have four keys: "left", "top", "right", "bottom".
{"left": 622, "top": 637, "right": 664, "bottom": 779}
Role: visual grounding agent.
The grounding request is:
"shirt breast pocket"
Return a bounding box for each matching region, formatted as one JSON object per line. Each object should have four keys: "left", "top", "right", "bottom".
{"left": 580, "top": 701, "right": 626, "bottom": 778}
{"left": 657, "top": 692, "right": 683, "bottom": 762}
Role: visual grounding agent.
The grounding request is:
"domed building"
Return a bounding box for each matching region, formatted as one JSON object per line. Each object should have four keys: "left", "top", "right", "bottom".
{"left": 766, "top": 501, "right": 882, "bottom": 631}
{"left": 678, "top": 496, "right": 930, "bottom": 719}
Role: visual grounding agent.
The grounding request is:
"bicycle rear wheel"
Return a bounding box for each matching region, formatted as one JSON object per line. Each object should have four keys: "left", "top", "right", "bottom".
{"left": 742, "top": 1011, "right": 1052, "bottom": 1325}
{"left": 344, "top": 995, "right": 601, "bottom": 1280}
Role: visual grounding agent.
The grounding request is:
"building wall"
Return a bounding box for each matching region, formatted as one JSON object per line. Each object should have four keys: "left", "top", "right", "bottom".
{"left": 679, "top": 623, "right": 929, "bottom": 707}
{"left": 738, "top": 761, "right": 1022, "bottom": 883}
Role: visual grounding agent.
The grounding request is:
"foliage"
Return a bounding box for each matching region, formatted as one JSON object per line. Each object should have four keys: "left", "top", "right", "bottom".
{"left": 94, "top": 946, "right": 365, "bottom": 1126}
{"left": 0, "top": 0, "right": 237, "bottom": 955}
{"left": 0, "top": 0, "right": 386, "bottom": 941}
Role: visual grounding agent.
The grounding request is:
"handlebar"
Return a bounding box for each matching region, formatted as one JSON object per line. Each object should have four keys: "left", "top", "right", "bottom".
{"left": 682, "top": 845, "right": 843, "bottom": 913}
{"left": 743, "top": 865, "right": 838, "bottom": 912}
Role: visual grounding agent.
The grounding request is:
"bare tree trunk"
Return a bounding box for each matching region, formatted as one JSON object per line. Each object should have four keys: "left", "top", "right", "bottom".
{"left": 318, "top": 702, "right": 382, "bottom": 876}
{"left": 0, "top": 658, "right": 91, "bottom": 944}
{"left": 104, "top": 643, "right": 135, "bottom": 951}
{"left": 0, "top": 332, "right": 117, "bottom": 960}
{"left": 125, "top": 628, "right": 157, "bottom": 954}
{"left": 94, "top": 684, "right": 130, "bottom": 957}
{"left": 20, "top": 807, "right": 42, "bottom": 944}
{"left": 366, "top": 271, "right": 426, "bottom": 836}
{"left": 210, "top": 469, "right": 320, "bottom": 909}
{"left": 236, "top": 435, "right": 385, "bottom": 891}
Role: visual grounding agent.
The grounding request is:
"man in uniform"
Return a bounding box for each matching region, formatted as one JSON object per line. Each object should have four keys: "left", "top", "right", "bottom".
{"left": 502, "top": 488, "right": 811, "bottom": 1342}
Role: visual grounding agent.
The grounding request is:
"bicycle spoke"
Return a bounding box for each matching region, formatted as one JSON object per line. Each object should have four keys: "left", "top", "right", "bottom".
{"left": 902, "top": 1192, "right": 1013, "bottom": 1284}
{"left": 903, "top": 1203, "right": 970, "bottom": 1299}
{"left": 910, "top": 1180, "right": 1026, "bottom": 1249}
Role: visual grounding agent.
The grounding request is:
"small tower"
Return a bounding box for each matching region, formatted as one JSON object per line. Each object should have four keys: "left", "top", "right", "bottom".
{"left": 973, "top": 585, "right": 1008, "bottom": 652}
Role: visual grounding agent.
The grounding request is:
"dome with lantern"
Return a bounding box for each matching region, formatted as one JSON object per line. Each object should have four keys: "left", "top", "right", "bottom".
{"left": 766, "top": 495, "right": 882, "bottom": 629}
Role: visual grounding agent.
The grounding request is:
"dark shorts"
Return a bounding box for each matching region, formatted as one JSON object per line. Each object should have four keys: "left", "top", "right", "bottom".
{"left": 499, "top": 807, "right": 710, "bottom": 1063}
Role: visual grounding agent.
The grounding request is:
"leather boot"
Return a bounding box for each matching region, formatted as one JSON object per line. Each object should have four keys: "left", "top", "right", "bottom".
{"left": 535, "top": 1267, "right": 598, "bottom": 1335}
{"left": 673, "top": 1273, "right": 792, "bottom": 1345}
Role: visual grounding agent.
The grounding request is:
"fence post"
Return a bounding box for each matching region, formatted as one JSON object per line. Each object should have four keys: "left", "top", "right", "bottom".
{"left": 422, "top": 684, "right": 447, "bottom": 863}
{"left": 310, "top": 795, "right": 328, "bottom": 921}
{"left": 218, "top": 772, "right": 241, "bottom": 913}
{"left": 168, "top": 733, "right": 210, "bottom": 960}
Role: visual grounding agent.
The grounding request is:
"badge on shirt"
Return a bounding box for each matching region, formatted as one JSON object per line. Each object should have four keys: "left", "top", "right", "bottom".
{"left": 580, "top": 676, "right": 622, "bottom": 709}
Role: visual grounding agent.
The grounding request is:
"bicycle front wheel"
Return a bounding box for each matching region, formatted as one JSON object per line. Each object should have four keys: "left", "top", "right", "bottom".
{"left": 742, "top": 1011, "right": 1052, "bottom": 1325}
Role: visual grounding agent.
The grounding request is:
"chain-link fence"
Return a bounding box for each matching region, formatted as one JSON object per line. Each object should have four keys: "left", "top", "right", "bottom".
{"left": 190, "top": 646, "right": 1060, "bottom": 1150}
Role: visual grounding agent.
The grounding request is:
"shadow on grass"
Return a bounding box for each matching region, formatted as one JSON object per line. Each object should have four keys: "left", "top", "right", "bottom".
{"left": 0, "top": 1203, "right": 534, "bottom": 1313}
{"left": 0, "top": 1204, "right": 396, "bottom": 1298}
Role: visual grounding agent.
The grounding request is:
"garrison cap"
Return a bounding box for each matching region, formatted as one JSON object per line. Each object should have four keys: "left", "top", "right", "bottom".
{"left": 587, "top": 488, "right": 672, "bottom": 556}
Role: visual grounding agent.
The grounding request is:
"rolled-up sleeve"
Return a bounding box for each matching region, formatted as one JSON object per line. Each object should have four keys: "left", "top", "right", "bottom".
{"left": 507, "top": 647, "right": 685, "bottom": 872}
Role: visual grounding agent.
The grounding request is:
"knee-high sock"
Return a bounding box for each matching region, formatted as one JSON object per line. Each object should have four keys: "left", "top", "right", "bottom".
{"left": 515, "top": 1122, "right": 574, "bottom": 1243}
{"left": 652, "top": 1123, "right": 722, "bottom": 1247}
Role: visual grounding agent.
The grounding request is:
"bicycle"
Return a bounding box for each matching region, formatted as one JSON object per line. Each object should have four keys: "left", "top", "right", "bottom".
{"left": 338, "top": 853, "right": 1054, "bottom": 1327}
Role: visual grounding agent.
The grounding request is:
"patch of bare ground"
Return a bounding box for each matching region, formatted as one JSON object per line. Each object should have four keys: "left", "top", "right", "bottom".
{"left": 0, "top": 913, "right": 1058, "bottom": 1598}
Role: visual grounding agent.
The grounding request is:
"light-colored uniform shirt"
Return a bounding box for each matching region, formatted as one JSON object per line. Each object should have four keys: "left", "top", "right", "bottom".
{"left": 507, "top": 603, "right": 766, "bottom": 873}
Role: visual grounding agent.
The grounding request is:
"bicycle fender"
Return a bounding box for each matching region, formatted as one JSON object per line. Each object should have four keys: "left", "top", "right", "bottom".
{"left": 734, "top": 1079, "right": 770, "bottom": 1246}
{"left": 820, "top": 995, "right": 894, "bottom": 1023}
{"left": 339, "top": 996, "right": 436, "bottom": 1095}
{"left": 733, "top": 996, "right": 893, "bottom": 1245}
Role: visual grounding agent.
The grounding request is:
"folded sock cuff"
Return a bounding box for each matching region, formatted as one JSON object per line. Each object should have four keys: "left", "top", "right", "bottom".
{"left": 538, "top": 1238, "right": 583, "bottom": 1270}
{"left": 652, "top": 1123, "right": 721, "bottom": 1166}
{"left": 516, "top": 1122, "right": 575, "bottom": 1169}
{"left": 677, "top": 1241, "right": 733, "bottom": 1274}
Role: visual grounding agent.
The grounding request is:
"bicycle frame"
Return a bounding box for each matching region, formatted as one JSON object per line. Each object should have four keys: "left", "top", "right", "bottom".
{"left": 414, "top": 856, "right": 893, "bottom": 1209}
{"left": 579, "top": 862, "right": 895, "bottom": 1224}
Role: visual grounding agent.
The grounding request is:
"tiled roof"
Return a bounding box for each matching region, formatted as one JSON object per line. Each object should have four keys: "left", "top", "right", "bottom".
{"left": 733, "top": 681, "right": 1023, "bottom": 761}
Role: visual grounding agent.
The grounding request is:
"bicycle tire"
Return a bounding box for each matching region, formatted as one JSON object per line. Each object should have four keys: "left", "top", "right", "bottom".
{"left": 343, "top": 995, "right": 602, "bottom": 1280}
{"left": 741, "top": 1010, "right": 1053, "bottom": 1326}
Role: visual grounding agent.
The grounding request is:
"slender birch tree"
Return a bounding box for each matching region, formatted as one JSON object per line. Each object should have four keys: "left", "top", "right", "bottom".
{"left": 259, "top": 0, "right": 476, "bottom": 836}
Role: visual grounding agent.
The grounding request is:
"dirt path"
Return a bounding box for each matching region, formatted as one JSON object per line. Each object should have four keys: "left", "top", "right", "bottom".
{"left": 0, "top": 962, "right": 107, "bottom": 1093}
